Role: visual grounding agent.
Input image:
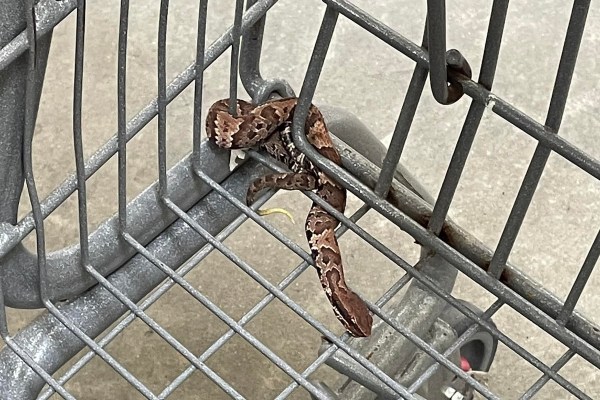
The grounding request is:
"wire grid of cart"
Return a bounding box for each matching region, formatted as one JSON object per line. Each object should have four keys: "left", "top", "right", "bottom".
{"left": 0, "top": 0, "right": 599, "bottom": 399}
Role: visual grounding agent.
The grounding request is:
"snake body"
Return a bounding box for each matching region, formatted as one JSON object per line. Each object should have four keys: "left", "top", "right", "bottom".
{"left": 206, "top": 97, "right": 373, "bottom": 337}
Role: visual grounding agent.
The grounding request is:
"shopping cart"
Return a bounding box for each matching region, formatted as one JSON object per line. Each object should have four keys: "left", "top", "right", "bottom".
{"left": 0, "top": 0, "right": 598, "bottom": 398}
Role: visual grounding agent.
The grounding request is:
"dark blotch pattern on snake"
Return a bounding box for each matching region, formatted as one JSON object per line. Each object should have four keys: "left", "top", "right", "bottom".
{"left": 206, "top": 97, "right": 373, "bottom": 337}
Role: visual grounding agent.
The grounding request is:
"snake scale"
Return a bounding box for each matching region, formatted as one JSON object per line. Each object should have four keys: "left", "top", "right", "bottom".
{"left": 206, "top": 97, "right": 373, "bottom": 337}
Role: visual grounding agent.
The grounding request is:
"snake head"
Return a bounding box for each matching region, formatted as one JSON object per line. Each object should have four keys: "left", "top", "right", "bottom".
{"left": 322, "top": 269, "right": 373, "bottom": 337}
{"left": 331, "top": 290, "right": 373, "bottom": 337}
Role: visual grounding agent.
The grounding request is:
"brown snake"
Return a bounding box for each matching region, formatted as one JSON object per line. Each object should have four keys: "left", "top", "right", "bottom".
{"left": 206, "top": 97, "right": 373, "bottom": 337}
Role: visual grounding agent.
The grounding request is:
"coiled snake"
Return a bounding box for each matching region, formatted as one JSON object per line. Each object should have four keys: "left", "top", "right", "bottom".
{"left": 206, "top": 97, "right": 373, "bottom": 337}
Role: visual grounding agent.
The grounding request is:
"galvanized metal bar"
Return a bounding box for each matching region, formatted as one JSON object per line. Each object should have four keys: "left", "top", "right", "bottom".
{"left": 323, "top": 0, "right": 600, "bottom": 182}
{"left": 477, "top": 0, "right": 508, "bottom": 90}
{"left": 427, "top": 101, "right": 486, "bottom": 235}
{"left": 0, "top": 284, "right": 6, "bottom": 339}
{"left": 23, "top": 0, "right": 49, "bottom": 301}
{"left": 557, "top": 229, "right": 600, "bottom": 325}
{"left": 0, "top": 1, "right": 50, "bottom": 226}
{"left": 425, "top": 0, "right": 469, "bottom": 105}
{"left": 426, "top": 0, "right": 447, "bottom": 102}
{"left": 1, "top": 277, "right": 74, "bottom": 399}
{"left": 487, "top": 0, "right": 590, "bottom": 278}
{"left": 1, "top": 338, "right": 76, "bottom": 399}
{"left": 427, "top": 0, "right": 508, "bottom": 235}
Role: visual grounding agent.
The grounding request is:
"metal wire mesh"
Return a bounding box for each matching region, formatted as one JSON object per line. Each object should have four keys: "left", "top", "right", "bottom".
{"left": 0, "top": 0, "right": 598, "bottom": 399}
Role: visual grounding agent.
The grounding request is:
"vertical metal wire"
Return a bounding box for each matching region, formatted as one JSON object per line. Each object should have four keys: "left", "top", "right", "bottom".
{"left": 426, "top": 0, "right": 449, "bottom": 103}
{"left": 425, "top": 0, "right": 470, "bottom": 104}
{"left": 38, "top": 1, "right": 162, "bottom": 397}
{"left": 19, "top": 3, "right": 93, "bottom": 398}
{"left": 73, "top": 0, "right": 89, "bottom": 269}
{"left": 117, "top": 0, "right": 129, "bottom": 232}
{"left": 373, "top": 24, "right": 428, "bottom": 198}
{"left": 427, "top": 0, "right": 509, "bottom": 235}
{"left": 487, "top": 0, "right": 590, "bottom": 278}
{"left": 193, "top": 0, "right": 209, "bottom": 159}
{"left": 229, "top": 0, "right": 244, "bottom": 114}
{"left": 557, "top": 229, "right": 600, "bottom": 324}
{"left": 23, "top": 0, "right": 49, "bottom": 302}
{"left": 158, "top": 0, "right": 169, "bottom": 196}
{"left": 292, "top": 6, "right": 339, "bottom": 131}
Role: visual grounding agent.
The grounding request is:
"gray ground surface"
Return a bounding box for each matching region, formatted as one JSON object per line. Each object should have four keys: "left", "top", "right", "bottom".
{"left": 3, "top": 0, "right": 600, "bottom": 398}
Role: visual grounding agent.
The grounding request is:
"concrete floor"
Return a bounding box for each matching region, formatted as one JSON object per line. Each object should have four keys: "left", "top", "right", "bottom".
{"left": 3, "top": 0, "right": 600, "bottom": 398}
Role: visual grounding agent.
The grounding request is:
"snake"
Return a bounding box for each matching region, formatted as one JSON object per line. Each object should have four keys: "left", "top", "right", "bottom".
{"left": 206, "top": 97, "right": 373, "bottom": 337}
